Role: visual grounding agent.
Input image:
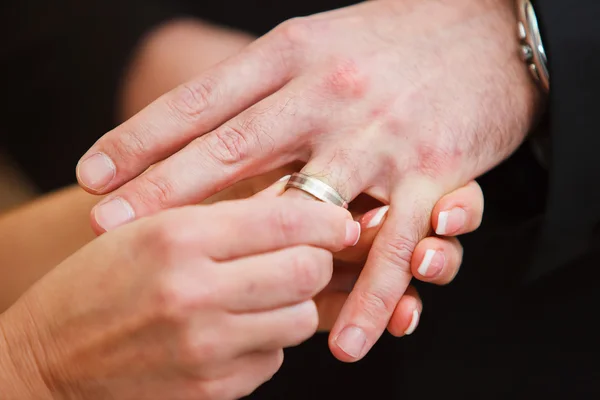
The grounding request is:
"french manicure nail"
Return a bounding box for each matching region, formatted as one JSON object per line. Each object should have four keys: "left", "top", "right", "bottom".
{"left": 417, "top": 249, "right": 445, "bottom": 277}
{"left": 365, "top": 205, "right": 390, "bottom": 229}
{"left": 335, "top": 326, "right": 367, "bottom": 358}
{"left": 436, "top": 207, "right": 467, "bottom": 236}
{"left": 278, "top": 174, "right": 291, "bottom": 182}
{"left": 345, "top": 220, "right": 361, "bottom": 246}
{"left": 93, "top": 197, "right": 134, "bottom": 231}
{"left": 404, "top": 309, "right": 420, "bottom": 336}
{"left": 77, "top": 152, "right": 116, "bottom": 191}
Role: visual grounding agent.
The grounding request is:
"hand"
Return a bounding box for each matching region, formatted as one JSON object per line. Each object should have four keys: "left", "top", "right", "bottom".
{"left": 0, "top": 198, "right": 359, "bottom": 399}
{"left": 77, "top": 0, "right": 539, "bottom": 361}
{"left": 257, "top": 177, "right": 484, "bottom": 334}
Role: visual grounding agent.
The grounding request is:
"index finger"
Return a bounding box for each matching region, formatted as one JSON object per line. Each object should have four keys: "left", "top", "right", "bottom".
{"left": 76, "top": 35, "right": 293, "bottom": 195}
{"left": 168, "top": 197, "right": 361, "bottom": 260}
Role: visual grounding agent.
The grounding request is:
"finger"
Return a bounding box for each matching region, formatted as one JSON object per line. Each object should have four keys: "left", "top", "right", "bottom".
{"left": 76, "top": 36, "right": 296, "bottom": 194}
{"left": 89, "top": 82, "right": 315, "bottom": 233}
{"left": 232, "top": 300, "right": 320, "bottom": 352}
{"left": 152, "top": 197, "right": 361, "bottom": 260}
{"left": 316, "top": 282, "right": 423, "bottom": 334}
{"left": 252, "top": 174, "right": 291, "bottom": 199}
{"left": 282, "top": 145, "right": 380, "bottom": 208}
{"left": 335, "top": 205, "right": 389, "bottom": 263}
{"left": 432, "top": 180, "right": 484, "bottom": 236}
{"left": 386, "top": 285, "right": 423, "bottom": 337}
{"left": 412, "top": 236, "right": 464, "bottom": 285}
{"left": 200, "top": 350, "right": 283, "bottom": 400}
{"left": 219, "top": 245, "right": 333, "bottom": 312}
{"left": 329, "top": 180, "right": 442, "bottom": 362}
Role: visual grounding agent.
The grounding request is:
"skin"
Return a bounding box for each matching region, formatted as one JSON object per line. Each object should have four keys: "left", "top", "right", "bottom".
{"left": 77, "top": 0, "right": 540, "bottom": 361}
{"left": 0, "top": 14, "right": 488, "bottom": 399}
{"left": 0, "top": 198, "right": 359, "bottom": 399}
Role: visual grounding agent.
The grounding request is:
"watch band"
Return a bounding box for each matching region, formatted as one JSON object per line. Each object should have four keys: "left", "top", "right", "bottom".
{"left": 516, "top": 0, "right": 549, "bottom": 92}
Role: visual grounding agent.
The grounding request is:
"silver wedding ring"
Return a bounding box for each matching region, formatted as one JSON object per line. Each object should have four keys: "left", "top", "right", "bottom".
{"left": 285, "top": 173, "right": 348, "bottom": 208}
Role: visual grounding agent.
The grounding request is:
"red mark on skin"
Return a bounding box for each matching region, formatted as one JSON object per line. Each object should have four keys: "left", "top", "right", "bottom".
{"left": 384, "top": 119, "right": 405, "bottom": 137}
{"left": 415, "top": 142, "right": 461, "bottom": 178}
{"left": 321, "top": 60, "right": 369, "bottom": 99}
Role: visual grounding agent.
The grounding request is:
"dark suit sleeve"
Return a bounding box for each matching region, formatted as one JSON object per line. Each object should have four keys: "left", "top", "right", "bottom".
{"left": 525, "top": 0, "right": 600, "bottom": 281}
{"left": 0, "top": 0, "right": 187, "bottom": 192}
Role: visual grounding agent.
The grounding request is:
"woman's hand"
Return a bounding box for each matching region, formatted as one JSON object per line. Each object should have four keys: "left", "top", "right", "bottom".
{"left": 0, "top": 197, "right": 359, "bottom": 399}
{"left": 77, "top": 0, "right": 536, "bottom": 361}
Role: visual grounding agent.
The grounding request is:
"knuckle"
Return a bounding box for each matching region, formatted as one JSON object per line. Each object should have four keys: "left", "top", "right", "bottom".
{"left": 270, "top": 349, "right": 285, "bottom": 375}
{"left": 288, "top": 247, "right": 332, "bottom": 298}
{"left": 415, "top": 141, "right": 455, "bottom": 179}
{"left": 276, "top": 17, "right": 313, "bottom": 50}
{"left": 136, "top": 173, "right": 177, "bottom": 210}
{"left": 294, "top": 301, "right": 319, "bottom": 339}
{"left": 152, "top": 269, "right": 216, "bottom": 325}
{"left": 169, "top": 77, "right": 217, "bottom": 123}
{"left": 141, "top": 214, "right": 199, "bottom": 265}
{"left": 204, "top": 124, "right": 252, "bottom": 165}
{"left": 354, "top": 289, "right": 397, "bottom": 325}
{"left": 106, "top": 128, "right": 151, "bottom": 163}
{"left": 382, "top": 233, "right": 419, "bottom": 270}
{"left": 178, "top": 329, "right": 222, "bottom": 369}
{"left": 321, "top": 59, "right": 369, "bottom": 99}
{"left": 270, "top": 205, "right": 305, "bottom": 244}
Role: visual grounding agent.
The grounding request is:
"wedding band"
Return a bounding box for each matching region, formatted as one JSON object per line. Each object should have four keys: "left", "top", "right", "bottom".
{"left": 285, "top": 173, "right": 348, "bottom": 208}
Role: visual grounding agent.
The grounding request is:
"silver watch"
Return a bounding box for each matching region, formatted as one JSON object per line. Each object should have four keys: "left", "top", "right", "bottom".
{"left": 516, "top": 0, "right": 549, "bottom": 92}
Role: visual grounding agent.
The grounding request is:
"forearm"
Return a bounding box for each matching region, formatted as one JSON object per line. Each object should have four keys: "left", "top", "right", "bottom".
{"left": 0, "top": 187, "right": 98, "bottom": 311}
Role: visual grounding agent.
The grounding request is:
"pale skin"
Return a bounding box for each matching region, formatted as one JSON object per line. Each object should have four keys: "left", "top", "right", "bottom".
{"left": 0, "top": 16, "right": 480, "bottom": 320}
{"left": 0, "top": 15, "right": 487, "bottom": 399}
{"left": 78, "top": 0, "right": 541, "bottom": 361}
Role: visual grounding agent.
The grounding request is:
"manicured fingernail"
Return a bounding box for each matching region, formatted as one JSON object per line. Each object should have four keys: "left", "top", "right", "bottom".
{"left": 335, "top": 326, "right": 367, "bottom": 358}
{"left": 278, "top": 174, "right": 291, "bottom": 182}
{"left": 345, "top": 221, "right": 361, "bottom": 246}
{"left": 365, "top": 205, "right": 390, "bottom": 229}
{"left": 436, "top": 208, "right": 467, "bottom": 235}
{"left": 93, "top": 197, "right": 134, "bottom": 231}
{"left": 77, "top": 152, "right": 116, "bottom": 191}
{"left": 417, "top": 249, "right": 445, "bottom": 277}
{"left": 404, "top": 309, "right": 420, "bottom": 336}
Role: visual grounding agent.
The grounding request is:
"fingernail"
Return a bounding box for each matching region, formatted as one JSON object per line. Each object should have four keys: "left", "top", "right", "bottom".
{"left": 365, "top": 205, "right": 390, "bottom": 229}
{"left": 77, "top": 152, "right": 116, "bottom": 191}
{"left": 278, "top": 174, "right": 291, "bottom": 182}
{"left": 93, "top": 197, "right": 134, "bottom": 231}
{"left": 404, "top": 309, "right": 420, "bottom": 336}
{"left": 417, "top": 249, "right": 445, "bottom": 277}
{"left": 335, "top": 326, "right": 367, "bottom": 358}
{"left": 436, "top": 208, "right": 467, "bottom": 236}
{"left": 345, "top": 221, "right": 361, "bottom": 247}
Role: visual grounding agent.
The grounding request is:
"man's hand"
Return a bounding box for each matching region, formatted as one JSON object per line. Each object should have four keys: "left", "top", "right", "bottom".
{"left": 77, "top": 0, "right": 539, "bottom": 361}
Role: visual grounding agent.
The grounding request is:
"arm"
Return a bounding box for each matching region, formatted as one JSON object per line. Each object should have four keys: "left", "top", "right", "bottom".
{"left": 0, "top": 187, "right": 98, "bottom": 311}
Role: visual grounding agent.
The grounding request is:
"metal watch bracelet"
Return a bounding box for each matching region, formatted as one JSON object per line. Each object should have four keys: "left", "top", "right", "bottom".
{"left": 516, "top": 0, "right": 549, "bottom": 92}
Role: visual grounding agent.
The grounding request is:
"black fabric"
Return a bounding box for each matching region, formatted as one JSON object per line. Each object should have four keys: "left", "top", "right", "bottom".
{"left": 526, "top": 0, "right": 600, "bottom": 282}
{"left": 1, "top": 0, "right": 599, "bottom": 397}
{"left": 0, "top": 0, "right": 185, "bottom": 192}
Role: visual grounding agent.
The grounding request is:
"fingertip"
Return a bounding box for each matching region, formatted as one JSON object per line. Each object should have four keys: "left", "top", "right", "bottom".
{"left": 329, "top": 325, "right": 368, "bottom": 363}
{"left": 387, "top": 286, "right": 422, "bottom": 337}
{"left": 76, "top": 152, "right": 116, "bottom": 194}
{"left": 411, "top": 236, "right": 463, "bottom": 285}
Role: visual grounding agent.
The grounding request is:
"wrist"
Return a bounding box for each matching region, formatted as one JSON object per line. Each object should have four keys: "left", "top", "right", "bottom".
{"left": 0, "top": 304, "right": 53, "bottom": 399}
